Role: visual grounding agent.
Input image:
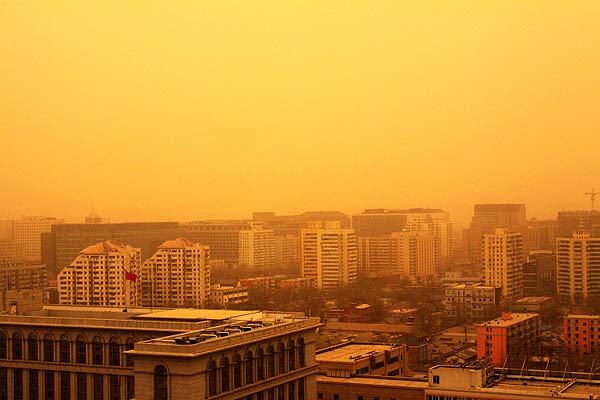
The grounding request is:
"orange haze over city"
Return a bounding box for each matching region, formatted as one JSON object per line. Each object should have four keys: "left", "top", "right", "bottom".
{"left": 1, "top": 1, "right": 599, "bottom": 227}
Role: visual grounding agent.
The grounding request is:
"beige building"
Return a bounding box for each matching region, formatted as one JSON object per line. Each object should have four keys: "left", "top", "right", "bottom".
{"left": 392, "top": 230, "right": 438, "bottom": 283}
{"left": 482, "top": 228, "right": 524, "bottom": 303}
{"left": 13, "top": 216, "right": 63, "bottom": 260}
{"left": 209, "top": 284, "right": 249, "bottom": 308}
{"left": 0, "top": 305, "right": 320, "bottom": 400}
{"left": 57, "top": 240, "right": 141, "bottom": 307}
{"left": 140, "top": 238, "right": 210, "bottom": 308}
{"left": 443, "top": 283, "right": 500, "bottom": 321}
{"left": 301, "top": 221, "right": 357, "bottom": 293}
{"left": 239, "top": 223, "right": 275, "bottom": 268}
{"left": 274, "top": 234, "right": 300, "bottom": 268}
{"left": 0, "top": 238, "right": 23, "bottom": 266}
{"left": 557, "top": 231, "right": 600, "bottom": 304}
{"left": 316, "top": 342, "right": 408, "bottom": 378}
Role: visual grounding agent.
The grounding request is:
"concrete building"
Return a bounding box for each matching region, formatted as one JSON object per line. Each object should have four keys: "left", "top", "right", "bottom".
{"left": 393, "top": 231, "right": 438, "bottom": 283}
{"left": 522, "top": 218, "right": 558, "bottom": 253}
{"left": 558, "top": 210, "right": 600, "bottom": 237}
{"left": 1, "top": 263, "right": 47, "bottom": 293}
{"left": 0, "top": 305, "right": 320, "bottom": 400}
{"left": 140, "top": 238, "right": 210, "bottom": 308}
{"left": 57, "top": 240, "right": 141, "bottom": 307}
{"left": 443, "top": 283, "right": 500, "bottom": 321}
{"left": 12, "top": 216, "right": 63, "bottom": 260}
{"left": 239, "top": 224, "right": 275, "bottom": 268}
{"left": 278, "top": 277, "right": 314, "bottom": 290}
{"left": 209, "top": 284, "right": 249, "bottom": 308}
{"left": 482, "top": 228, "right": 524, "bottom": 303}
{"left": 557, "top": 231, "right": 600, "bottom": 305}
{"left": 301, "top": 221, "right": 357, "bottom": 293}
{"left": 476, "top": 312, "right": 541, "bottom": 367}
{"left": 317, "top": 375, "right": 426, "bottom": 400}
{"left": 357, "top": 236, "right": 400, "bottom": 277}
{"left": 316, "top": 342, "right": 408, "bottom": 377}
{"left": 274, "top": 234, "right": 300, "bottom": 269}
{"left": 0, "top": 238, "right": 23, "bottom": 266}
{"left": 523, "top": 251, "right": 556, "bottom": 297}
{"left": 463, "top": 203, "right": 526, "bottom": 264}
{"left": 564, "top": 314, "right": 600, "bottom": 355}
{"left": 42, "top": 221, "right": 184, "bottom": 278}
{"left": 512, "top": 296, "right": 554, "bottom": 314}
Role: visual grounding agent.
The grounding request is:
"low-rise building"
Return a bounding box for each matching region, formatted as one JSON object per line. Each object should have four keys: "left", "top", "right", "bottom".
{"left": 317, "top": 375, "right": 427, "bottom": 400}
{"left": 325, "top": 304, "right": 374, "bottom": 323}
{"left": 316, "top": 342, "right": 408, "bottom": 377}
{"left": 444, "top": 283, "right": 500, "bottom": 321}
{"left": 209, "top": 284, "right": 249, "bottom": 308}
{"left": 512, "top": 296, "right": 554, "bottom": 313}
{"left": 476, "top": 312, "right": 541, "bottom": 367}
{"left": 564, "top": 314, "right": 600, "bottom": 355}
{"left": 278, "top": 277, "right": 314, "bottom": 290}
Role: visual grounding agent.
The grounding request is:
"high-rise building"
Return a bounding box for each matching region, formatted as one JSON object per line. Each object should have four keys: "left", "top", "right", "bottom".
{"left": 558, "top": 210, "right": 600, "bottom": 237}
{"left": 463, "top": 204, "right": 526, "bottom": 264}
{"left": 182, "top": 220, "right": 253, "bottom": 267}
{"left": 557, "top": 231, "right": 600, "bottom": 304}
{"left": 301, "top": 221, "right": 357, "bottom": 293}
{"left": 522, "top": 219, "right": 557, "bottom": 253}
{"left": 274, "top": 234, "right": 301, "bottom": 269}
{"left": 239, "top": 223, "right": 275, "bottom": 268}
{"left": 357, "top": 236, "right": 400, "bottom": 277}
{"left": 57, "top": 240, "right": 141, "bottom": 307}
{"left": 522, "top": 252, "right": 556, "bottom": 297}
{"left": 42, "top": 221, "right": 184, "bottom": 279}
{"left": 0, "top": 239, "right": 23, "bottom": 266}
{"left": 140, "top": 238, "right": 210, "bottom": 308}
{"left": 392, "top": 231, "right": 438, "bottom": 282}
{"left": 12, "top": 216, "right": 63, "bottom": 260}
{"left": 482, "top": 228, "right": 524, "bottom": 303}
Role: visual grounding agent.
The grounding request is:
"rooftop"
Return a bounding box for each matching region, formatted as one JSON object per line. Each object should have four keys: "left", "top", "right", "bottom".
{"left": 566, "top": 314, "right": 600, "bottom": 320}
{"left": 133, "top": 309, "right": 261, "bottom": 322}
{"left": 79, "top": 240, "right": 132, "bottom": 255}
{"left": 317, "top": 375, "right": 428, "bottom": 390}
{"left": 316, "top": 343, "right": 401, "bottom": 363}
{"left": 479, "top": 313, "right": 539, "bottom": 328}
{"left": 158, "top": 237, "right": 201, "bottom": 249}
{"left": 515, "top": 296, "right": 553, "bottom": 304}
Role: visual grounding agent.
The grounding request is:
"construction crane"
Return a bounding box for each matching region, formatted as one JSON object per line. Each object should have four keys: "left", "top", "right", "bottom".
{"left": 585, "top": 188, "right": 599, "bottom": 211}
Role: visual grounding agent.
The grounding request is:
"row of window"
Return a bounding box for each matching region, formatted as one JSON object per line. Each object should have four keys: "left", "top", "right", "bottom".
{"left": 0, "top": 332, "right": 135, "bottom": 366}
{"left": 207, "top": 338, "right": 306, "bottom": 397}
{"left": 0, "top": 368, "right": 133, "bottom": 400}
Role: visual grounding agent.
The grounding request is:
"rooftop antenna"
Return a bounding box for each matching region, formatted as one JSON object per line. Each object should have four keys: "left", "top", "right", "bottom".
{"left": 585, "top": 188, "right": 599, "bottom": 211}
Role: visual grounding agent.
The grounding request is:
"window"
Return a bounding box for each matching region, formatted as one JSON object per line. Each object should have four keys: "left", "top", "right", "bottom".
{"left": 45, "top": 371, "right": 55, "bottom": 400}
{"left": 221, "top": 356, "right": 230, "bottom": 392}
{"left": 207, "top": 360, "right": 217, "bottom": 396}
{"left": 433, "top": 375, "right": 440, "bottom": 384}
{"left": 288, "top": 381, "right": 295, "bottom": 400}
{"left": 13, "top": 332, "right": 23, "bottom": 360}
{"left": 60, "top": 372, "right": 70, "bottom": 400}
{"left": 127, "top": 376, "right": 134, "bottom": 400}
{"left": 256, "top": 348, "right": 265, "bottom": 381}
{"left": 76, "top": 336, "right": 87, "bottom": 364}
{"left": 110, "top": 375, "right": 120, "bottom": 400}
{"left": 76, "top": 373, "right": 87, "bottom": 400}
{"left": 277, "top": 342, "right": 286, "bottom": 374}
{"left": 288, "top": 340, "right": 296, "bottom": 370}
{"left": 267, "top": 345, "right": 276, "bottom": 377}
{"left": 29, "top": 370, "right": 39, "bottom": 400}
{"left": 60, "top": 335, "right": 71, "bottom": 363}
{"left": 125, "top": 338, "right": 136, "bottom": 367}
{"left": 14, "top": 368, "right": 23, "bottom": 400}
{"left": 333, "top": 395, "right": 339, "bottom": 400}
{"left": 298, "top": 377, "right": 305, "bottom": 400}
{"left": 233, "top": 354, "right": 242, "bottom": 388}
{"left": 28, "top": 333, "right": 39, "bottom": 361}
{"left": 0, "top": 333, "right": 6, "bottom": 359}
{"left": 0, "top": 368, "right": 7, "bottom": 400}
{"left": 93, "top": 374, "right": 103, "bottom": 400}
{"left": 44, "top": 335, "right": 55, "bottom": 362}
{"left": 245, "top": 350, "right": 254, "bottom": 385}
{"left": 298, "top": 338, "right": 305, "bottom": 367}
{"left": 109, "top": 338, "right": 120, "bottom": 366}
{"left": 92, "top": 337, "right": 103, "bottom": 365}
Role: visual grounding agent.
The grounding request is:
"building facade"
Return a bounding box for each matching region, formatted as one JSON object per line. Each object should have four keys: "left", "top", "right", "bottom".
{"left": 392, "top": 231, "right": 438, "bottom": 283}
{"left": 209, "top": 284, "right": 249, "bottom": 308}
{"left": 482, "top": 228, "right": 524, "bottom": 303}
{"left": 140, "top": 238, "right": 210, "bottom": 308}
{"left": 522, "top": 252, "right": 556, "bottom": 297}
{"left": 443, "top": 283, "right": 500, "bottom": 321}
{"left": 557, "top": 231, "right": 600, "bottom": 305}
{"left": 239, "top": 224, "right": 275, "bottom": 268}
{"left": 57, "top": 240, "right": 141, "bottom": 307}
{"left": 564, "top": 314, "right": 600, "bottom": 355}
{"left": 13, "top": 217, "right": 64, "bottom": 260}
{"left": 476, "top": 313, "right": 541, "bottom": 367}
{"left": 301, "top": 221, "right": 357, "bottom": 293}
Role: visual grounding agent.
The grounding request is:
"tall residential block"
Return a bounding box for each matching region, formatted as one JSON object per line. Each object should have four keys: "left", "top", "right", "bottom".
{"left": 13, "top": 216, "right": 63, "bottom": 260}
{"left": 42, "top": 221, "right": 184, "bottom": 278}
{"left": 557, "top": 231, "right": 600, "bottom": 304}
{"left": 239, "top": 223, "right": 275, "bottom": 268}
{"left": 301, "top": 221, "right": 357, "bottom": 293}
{"left": 482, "top": 228, "right": 524, "bottom": 303}
{"left": 392, "top": 231, "right": 438, "bottom": 282}
{"left": 0, "top": 239, "right": 23, "bottom": 266}
{"left": 140, "top": 238, "right": 210, "bottom": 308}
{"left": 463, "top": 204, "right": 526, "bottom": 264}
{"left": 57, "top": 240, "right": 141, "bottom": 307}
{"left": 274, "top": 234, "right": 301, "bottom": 269}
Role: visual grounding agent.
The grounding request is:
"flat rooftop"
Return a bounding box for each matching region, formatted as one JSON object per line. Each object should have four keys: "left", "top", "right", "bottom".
{"left": 317, "top": 375, "right": 428, "bottom": 390}
{"left": 316, "top": 343, "right": 400, "bottom": 363}
{"left": 515, "top": 296, "right": 553, "bottom": 303}
{"left": 133, "top": 309, "right": 261, "bottom": 322}
{"left": 566, "top": 314, "right": 600, "bottom": 320}
{"left": 479, "top": 313, "right": 539, "bottom": 328}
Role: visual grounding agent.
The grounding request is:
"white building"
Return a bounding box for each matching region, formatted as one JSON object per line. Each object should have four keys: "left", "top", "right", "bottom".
{"left": 209, "top": 283, "right": 249, "bottom": 307}
{"left": 301, "top": 221, "right": 357, "bottom": 293}
{"left": 13, "top": 216, "right": 63, "bottom": 259}
{"left": 444, "top": 283, "right": 500, "bottom": 320}
{"left": 57, "top": 240, "right": 141, "bottom": 307}
{"left": 392, "top": 230, "right": 438, "bottom": 283}
{"left": 239, "top": 223, "right": 275, "bottom": 268}
{"left": 140, "top": 238, "right": 210, "bottom": 308}
{"left": 557, "top": 231, "right": 600, "bottom": 304}
{"left": 482, "top": 228, "right": 524, "bottom": 303}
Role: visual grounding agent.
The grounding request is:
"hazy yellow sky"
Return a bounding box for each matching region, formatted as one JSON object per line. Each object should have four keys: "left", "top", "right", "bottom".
{"left": 1, "top": 1, "right": 599, "bottom": 227}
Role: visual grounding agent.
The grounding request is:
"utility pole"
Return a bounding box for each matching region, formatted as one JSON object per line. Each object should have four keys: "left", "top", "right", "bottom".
{"left": 585, "top": 188, "right": 599, "bottom": 211}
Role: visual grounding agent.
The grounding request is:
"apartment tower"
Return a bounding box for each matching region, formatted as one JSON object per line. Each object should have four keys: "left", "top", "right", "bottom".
{"left": 482, "top": 228, "right": 524, "bottom": 303}
{"left": 557, "top": 231, "right": 600, "bottom": 304}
